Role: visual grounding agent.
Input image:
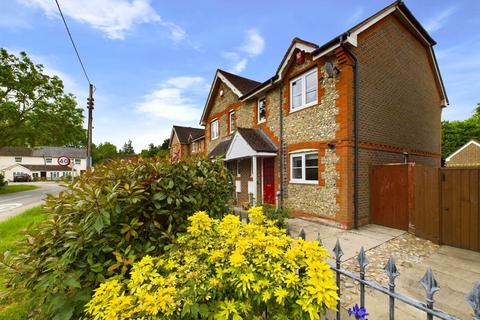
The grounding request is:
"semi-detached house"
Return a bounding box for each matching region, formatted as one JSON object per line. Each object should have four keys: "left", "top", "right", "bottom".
{"left": 171, "top": 1, "right": 447, "bottom": 229}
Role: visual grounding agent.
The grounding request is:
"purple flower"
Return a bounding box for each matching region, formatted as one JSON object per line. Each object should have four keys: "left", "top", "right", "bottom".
{"left": 348, "top": 304, "right": 369, "bottom": 320}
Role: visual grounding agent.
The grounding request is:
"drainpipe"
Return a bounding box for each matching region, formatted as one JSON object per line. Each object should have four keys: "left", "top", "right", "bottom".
{"left": 341, "top": 38, "right": 359, "bottom": 229}
{"left": 278, "top": 77, "right": 284, "bottom": 205}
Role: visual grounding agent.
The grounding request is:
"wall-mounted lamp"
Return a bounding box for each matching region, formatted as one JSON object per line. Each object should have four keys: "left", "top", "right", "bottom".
{"left": 328, "top": 142, "right": 336, "bottom": 150}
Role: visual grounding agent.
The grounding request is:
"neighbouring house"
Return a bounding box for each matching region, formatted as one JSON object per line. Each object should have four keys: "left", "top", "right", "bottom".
{"left": 169, "top": 126, "right": 205, "bottom": 160}
{"left": 445, "top": 140, "right": 480, "bottom": 167}
{"left": 0, "top": 146, "right": 87, "bottom": 181}
{"left": 171, "top": 1, "right": 447, "bottom": 229}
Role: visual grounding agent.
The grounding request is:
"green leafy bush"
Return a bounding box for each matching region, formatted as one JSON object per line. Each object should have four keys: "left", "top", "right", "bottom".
{"left": 262, "top": 204, "right": 289, "bottom": 228}
{"left": 0, "top": 173, "right": 6, "bottom": 189}
{"left": 2, "top": 156, "right": 233, "bottom": 319}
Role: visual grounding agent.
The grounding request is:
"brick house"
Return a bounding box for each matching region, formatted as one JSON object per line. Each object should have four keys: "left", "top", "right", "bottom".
{"left": 169, "top": 126, "right": 205, "bottom": 160}
{"left": 174, "top": 1, "right": 447, "bottom": 229}
{"left": 445, "top": 140, "right": 480, "bottom": 167}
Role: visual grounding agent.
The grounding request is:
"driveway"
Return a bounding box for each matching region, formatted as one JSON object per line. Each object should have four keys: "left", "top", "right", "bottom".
{"left": 287, "top": 218, "right": 480, "bottom": 319}
{"left": 0, "top": 182, "right": 64, "bottom": 221}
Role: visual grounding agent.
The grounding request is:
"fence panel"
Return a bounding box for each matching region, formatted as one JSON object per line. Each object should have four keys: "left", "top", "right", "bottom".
{"left": 413, "top": 165, "right": 440, "bottom": 243}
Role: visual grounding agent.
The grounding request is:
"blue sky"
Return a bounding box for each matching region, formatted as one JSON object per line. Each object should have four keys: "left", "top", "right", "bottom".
{"left": 2, "top": 0, "right": 480, "bottom": 151}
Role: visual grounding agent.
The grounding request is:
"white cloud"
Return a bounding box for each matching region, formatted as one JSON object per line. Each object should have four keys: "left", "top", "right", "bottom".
{"left": 424, "top": 7, "right": 456, "bottom": 33}
{"left": 239, "top": 29, "right": 265, "bottom": 56}
{"left": 135, "top": 76, "right": 207, "bottom": 122}
{"left": 19, "top": 0, "right": 185, "bottom": 41}
{"left": 222, "top": 29, "right": 265, "bottom": 74}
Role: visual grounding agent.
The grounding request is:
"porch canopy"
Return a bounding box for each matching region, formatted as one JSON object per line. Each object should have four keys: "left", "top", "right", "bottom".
{"left": 219, "top": 128, "right": 277, "bottom": 204}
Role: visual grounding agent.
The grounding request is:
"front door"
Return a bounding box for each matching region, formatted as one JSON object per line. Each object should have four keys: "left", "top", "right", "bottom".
{"left": 262, "top": 158, "right": 275, "bottom": 204}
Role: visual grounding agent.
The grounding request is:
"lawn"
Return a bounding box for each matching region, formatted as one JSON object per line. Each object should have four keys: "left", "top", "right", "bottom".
{"left": 0, "top": 184, "right": 39, "bottom": 195}
{"left": 0, "top": 206, "right": 47, "bottom": 320}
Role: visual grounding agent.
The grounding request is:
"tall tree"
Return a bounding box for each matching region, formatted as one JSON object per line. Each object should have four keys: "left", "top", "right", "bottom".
{"left": 0, "top": 48, "right": 86, "bottom": 148}
{"left": 442, "top": 103, "right": 480, "bottom": 160}
{"left": 140, "top": 139, "right": 170, "bottom": 158}
{"left": 92, "top": 142, "right": 118, "bottom": 164}
{"left": 119, "top": 139, "right": 135, "bottom": 155}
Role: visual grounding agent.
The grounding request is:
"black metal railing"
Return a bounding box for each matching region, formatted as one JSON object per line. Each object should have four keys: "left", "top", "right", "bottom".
{"left": 291, "top": 226, "right": 480, "bottom": 320}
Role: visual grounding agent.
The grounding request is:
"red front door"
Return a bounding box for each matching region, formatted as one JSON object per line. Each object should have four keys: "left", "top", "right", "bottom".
{"left": 262, "top": 158, "right": 275, "bottom": 204}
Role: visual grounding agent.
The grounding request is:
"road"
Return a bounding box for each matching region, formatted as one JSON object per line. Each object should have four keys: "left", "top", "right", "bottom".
{"left": 0, "top": 182, "right": 64, "bottom": 222}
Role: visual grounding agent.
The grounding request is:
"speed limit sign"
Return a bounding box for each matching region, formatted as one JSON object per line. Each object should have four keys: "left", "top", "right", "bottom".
{"left": 58, "top": 156, "right": 71, "bottom": 166}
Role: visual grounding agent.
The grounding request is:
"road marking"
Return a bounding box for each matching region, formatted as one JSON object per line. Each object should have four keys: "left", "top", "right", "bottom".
{"left": 0, "top": 203, "right": 22, "bottom": 213}
{"left": 0, "top": 194, "right": 31, "bottom": 203}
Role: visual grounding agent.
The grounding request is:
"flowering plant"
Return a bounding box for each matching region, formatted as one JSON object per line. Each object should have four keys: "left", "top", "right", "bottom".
{"left": 348, "top": 304, "right": 369, "bottom": 320}
{"left": 86, "top": 207, "right": 338, "bottom": 319}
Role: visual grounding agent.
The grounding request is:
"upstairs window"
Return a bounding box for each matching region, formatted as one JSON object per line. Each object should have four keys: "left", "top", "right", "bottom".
{"left": 229, "top": 111, "right": 235, "bottom": 134}
{"left": 75, "top": 159, "right": 81, "bottom": 164}
{"left": 15, "top": 157, "right": 22, "bottom": 163}
{"left": 290, "top": 151, "right": 318, "bottom": 184}
{"left": 258, "top": 98, "right": 266, "bottom": 123}
{"left": 46, "top": 158, "right": 52, "bottom": 164}
{"left": 211, "top": 119, "right": 219, "bottom": 140}
{"left": 290, "top": 69, "right": 318, "bottom": 112}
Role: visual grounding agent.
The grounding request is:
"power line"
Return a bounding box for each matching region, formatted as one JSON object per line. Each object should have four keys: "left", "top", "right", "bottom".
{"left": 54, "top": 0, "right": 92, "bottom": 85}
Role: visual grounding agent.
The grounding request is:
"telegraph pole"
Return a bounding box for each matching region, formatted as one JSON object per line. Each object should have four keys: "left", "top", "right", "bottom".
{"left": 86, "top": 83, "right": 94, "bottom": 169}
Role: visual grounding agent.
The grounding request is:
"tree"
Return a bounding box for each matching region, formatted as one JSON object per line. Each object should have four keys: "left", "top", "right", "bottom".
{"left": 139, "top": 139, "right": 170, "bottom": 158}
{"left": 442, "top": 103, "right": 480, "bottom": 160}
{"left": 0, "top": 48, "right": 86, "bottom": 148}
{"left": 161, "top": 138, "right": 170, "bottom": 150}
{"left": 119, "top": 139, "right": 135, "bottom": 155}
{"left": 92, "top": 142, "right": 118, "bottom": 164}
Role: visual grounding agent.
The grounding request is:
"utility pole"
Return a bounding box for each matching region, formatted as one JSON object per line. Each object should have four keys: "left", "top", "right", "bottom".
{"left": 86, "top": 83, "right": 94, "bottom": 169}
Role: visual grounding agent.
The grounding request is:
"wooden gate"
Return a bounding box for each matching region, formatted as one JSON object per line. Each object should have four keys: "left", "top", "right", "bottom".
{"left": 441, "top": 168, "right": 480, "bottom": 252}
{"left": 371, "top": 164, "right": 410, "bottom": 230}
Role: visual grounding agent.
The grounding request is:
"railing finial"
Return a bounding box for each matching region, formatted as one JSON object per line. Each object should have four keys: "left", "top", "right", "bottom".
{"left": 420, "top": 267, "right": 440, "bottom": 301}
{"left": 333, "top": 239, "right": 344, "bottom": 261}
{"left": 298, "top": 228, "right": 306, "bottom": 240}
{"left": 357, "top": 246, "right": 369, "bottom": 272}
{"left": 466, "top": 281, "right": 480, "bottom": 319}
{"left": 286, "top": 225, "right": 291, "bottom": 236}
{"left": 384, "top": 256, "right": 400, "bottom": 284}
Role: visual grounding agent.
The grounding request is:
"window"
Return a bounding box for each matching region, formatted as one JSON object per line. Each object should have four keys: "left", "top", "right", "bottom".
{"left": 229, "top": 111, "right": 235, "bottom": 134}
{"left": 290, "top": 151, "right": 318, "bottom": 183}
{"left": 15, "top": 157, "right": 22, "bottom": 163}
{"left": 46, "top": 158, "right": 52, "bottom": 164}
{"left": 258, "top": 98, "right": 266, "bottom": 123}
{"left": 236, "top": 160, "right": 240, "bottom": 176}
{"left": 75, "top": 159, "right": 81, "bottom": 165}
{"left": 211, "top": 119, "right": 218, "bottom": 140}
{"left": 290, "top": 69, "right": 318, "bottom": 111}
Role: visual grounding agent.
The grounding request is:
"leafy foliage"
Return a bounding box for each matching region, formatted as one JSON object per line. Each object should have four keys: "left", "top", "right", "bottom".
{"left": 2, "top": 156, "right": 233, "bottom": 319}
{"left": 119, "top": 139, "right": 135, "bottom": 155}
{"left": 442, "top": 103, "right": 480, "bottom": 161}
{"left": 86, "top": 207, "right": 338, "bottom": 319}
{"left": 262, "top": 204, "right": 290, "bottom": 228}
{"left": 0, "top": 173, "right": 5, "bottom": 189}
{"left": 140, "top": 139, "right": 170, "bottom": 158}
{"left": 92, "top": 141, "right": 119, "bottom": 164}
{"left": 0, "top": 48, "right": 86, "bottom": 148}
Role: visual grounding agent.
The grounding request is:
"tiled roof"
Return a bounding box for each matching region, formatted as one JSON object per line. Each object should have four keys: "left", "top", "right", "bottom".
{"left": 173, "top": 126, "right": 205, "bottom": 144}
{"left": 208, "top": 138, "right": 232, "bottom": 158}
{"left": 237, "top": 128, "right": 278, "bottom": 153}
{"left": 22, "top": 164, "right": 72, "bottom": 171}
{"left": 0, "top": 146, "right": 86, "bottom": 158}
{"left": 218, "top": 69, "right": 261, "bottom": 95}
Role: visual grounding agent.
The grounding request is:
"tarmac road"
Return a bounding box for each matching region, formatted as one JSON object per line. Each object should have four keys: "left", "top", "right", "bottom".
{"left": 0, "top": 182, "right": 64, "bottom": 221}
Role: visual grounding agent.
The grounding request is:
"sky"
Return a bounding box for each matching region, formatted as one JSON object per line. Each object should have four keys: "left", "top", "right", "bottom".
{"left": 2, "top": 0, "right": 480, "bottom": 152}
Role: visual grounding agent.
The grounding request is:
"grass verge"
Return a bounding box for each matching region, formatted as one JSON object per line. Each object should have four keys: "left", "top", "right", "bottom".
{"left": 0, "top": 206, "right": 47, "bottom": 319}
{"left": 0, "top": 184, "right": 39, "bottom": 195}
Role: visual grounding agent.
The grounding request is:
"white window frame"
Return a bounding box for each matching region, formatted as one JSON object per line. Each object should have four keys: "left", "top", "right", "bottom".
{"left": 229, "top": 111, "right": 235, "bottom": 134}
{"left": 289, "top": 151, "right": 319, "bottom": 184}
{"left": 75, "top": 159, "right": 81, "bottom": 165}
{"left": 46, "top": 158, "right": 52, "bottom": 164}
{"left": 15, "top": 157, "right": 22, "bottom": 163}
{"left": 289, "top": 68, "right": 318, "bottom": 112}
{"left": 210, "top": 119, "right": 219, "bottom": 140}
{"left": 257, "top": 98, "right": 266, "bottom": 123}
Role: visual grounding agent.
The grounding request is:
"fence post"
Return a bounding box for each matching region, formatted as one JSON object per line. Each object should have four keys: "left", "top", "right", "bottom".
{"left": 333, "top": 239, "right": 344, "bottom": 320}
{"left": 357, "top": 246, "right": 369, "bottom": 309}
{"left": 420, "top": 267, "right": 439, "bottom": 320}
{"left": 466, "top": 281, "right": 480, "bottom": 320}
{"left": 298, "top": 228, "right": 306, "bottom": 240}
{"left": 316, "top": 232, "right": 322, "bottom": 246}
{"left": 384, "top": 257, "right": 399, "bottom": 320}
{"left": 286, "top": 225, "right": 291, "bottom": 236}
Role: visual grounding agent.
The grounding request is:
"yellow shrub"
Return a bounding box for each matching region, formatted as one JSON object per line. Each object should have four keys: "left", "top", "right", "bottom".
{"left": 86, "top": 207, "right": 338, "bottom": 319}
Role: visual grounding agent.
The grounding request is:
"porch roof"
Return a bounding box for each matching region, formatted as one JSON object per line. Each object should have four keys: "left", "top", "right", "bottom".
{"left": 224, "top": 128, "right": 277, "bottom": 161}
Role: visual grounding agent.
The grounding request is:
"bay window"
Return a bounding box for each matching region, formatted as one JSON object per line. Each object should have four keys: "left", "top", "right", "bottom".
{"left": 290, "top": 151, "right": 319, "bottom": 183}
{"left": 290, "top": 68, "right": 318, "bottom": 112}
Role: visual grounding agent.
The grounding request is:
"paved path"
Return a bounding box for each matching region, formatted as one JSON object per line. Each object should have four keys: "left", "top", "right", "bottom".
{"left": 0, "top": 182, "right": 63, "bottom": 221}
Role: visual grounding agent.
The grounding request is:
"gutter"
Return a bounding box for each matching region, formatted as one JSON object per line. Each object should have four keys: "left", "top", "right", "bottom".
{"left": 341, "top": 37, "right": 360, "bottom": 230}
